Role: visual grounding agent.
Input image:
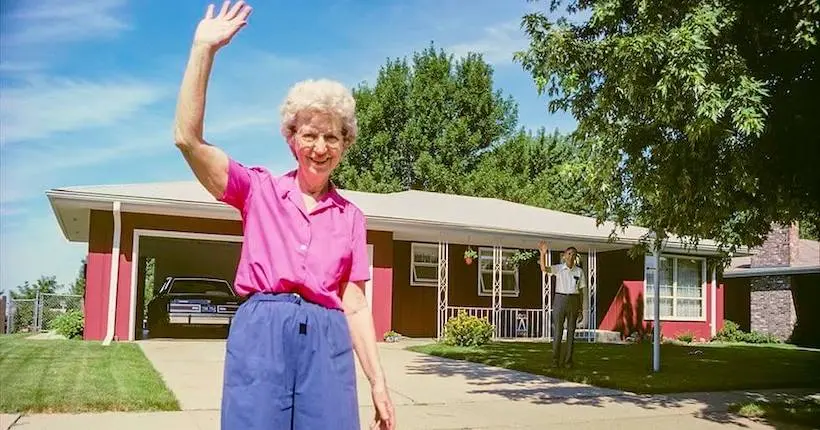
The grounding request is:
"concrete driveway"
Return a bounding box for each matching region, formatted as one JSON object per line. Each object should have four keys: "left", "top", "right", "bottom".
{"left": 129, "top": 339, "right": 785, "bottom": 430}
{"left": 137, "top": 338, "right": 622, "bottom": 410}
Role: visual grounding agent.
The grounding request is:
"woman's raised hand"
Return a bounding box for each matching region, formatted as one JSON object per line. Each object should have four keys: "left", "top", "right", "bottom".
{"left": 194, "top": 1, "right": 253, "bottom": 50}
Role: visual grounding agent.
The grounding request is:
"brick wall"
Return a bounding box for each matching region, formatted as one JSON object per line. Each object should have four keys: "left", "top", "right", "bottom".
{"left": 750, "top": 223, "right": 797, "bottom": 268}
{"left": 750, "top": 275, "right": 796, "bottom": 340}
{"left": 748, "top": 222, "right": 800, "bottom": 340}
{"left": 789, "top": 222, "right": 800, "bottom": 264}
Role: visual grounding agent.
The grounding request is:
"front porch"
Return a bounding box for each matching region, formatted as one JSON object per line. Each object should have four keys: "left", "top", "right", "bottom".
{"left": 430, "top": 241, "right": 604, "bottom": 342}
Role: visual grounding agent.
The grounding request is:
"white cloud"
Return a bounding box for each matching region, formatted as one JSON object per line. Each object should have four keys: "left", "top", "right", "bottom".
{"left": 0, "top": 61, "right": 44, "bottom": 74}
{"left": 448, "top": 21, "right": 528, "bottom": 65}
{"left": 0, "top": 77, "right": 168, "bottom": 146}
{"left": 1, "top": 0, "right": 130, "bottom": 47}
{"left": 0, "top": 98, "right": 289, "bottom": 210}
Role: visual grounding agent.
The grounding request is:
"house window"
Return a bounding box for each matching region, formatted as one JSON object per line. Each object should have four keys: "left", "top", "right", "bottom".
{"left": 644, "top": 255, "right": 705, "bottom": 320}
{"left": 477, "top": 247, "right": 519, "bottom": 297}
{"left": 410, "top": 243, "right": 439, "bottom": 287}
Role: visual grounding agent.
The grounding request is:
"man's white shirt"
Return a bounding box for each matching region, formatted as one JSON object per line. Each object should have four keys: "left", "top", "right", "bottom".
{"left": 550, "top": 263, "right": 587, "bottom": 295}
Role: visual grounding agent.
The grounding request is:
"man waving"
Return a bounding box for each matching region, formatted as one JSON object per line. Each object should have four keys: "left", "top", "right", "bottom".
{"left": 538, "top": 240, "right": 587, "bottom": 368}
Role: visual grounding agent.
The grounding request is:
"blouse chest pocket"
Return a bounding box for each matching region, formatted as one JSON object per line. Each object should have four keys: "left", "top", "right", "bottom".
{"left": 318, "top": 221, "right": 354, "bottom": 285}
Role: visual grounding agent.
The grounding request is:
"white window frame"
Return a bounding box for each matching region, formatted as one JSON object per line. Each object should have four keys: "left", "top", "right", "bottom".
{"left": 477, "top": 247, "right": 520, "bottom": 297}
{"left": 643, "top": 254, "right": 707, "bottom": 321}
{"left": 410, "top": 242, "right": 439, "bottom": 287}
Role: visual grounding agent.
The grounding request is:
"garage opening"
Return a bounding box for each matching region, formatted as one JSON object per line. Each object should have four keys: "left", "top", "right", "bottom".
{"left": 132, "top": 231, "right": 242, "bottom": 340}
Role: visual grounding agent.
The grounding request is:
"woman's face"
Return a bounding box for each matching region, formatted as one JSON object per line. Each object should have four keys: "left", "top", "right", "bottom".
{"left": 290, "top": 110, "right": 345, "bottom": 182}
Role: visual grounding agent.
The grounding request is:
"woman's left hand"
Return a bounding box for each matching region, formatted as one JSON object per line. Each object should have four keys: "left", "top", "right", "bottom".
{"left": 370, "top": 383, "right": 395, "bottom": 429}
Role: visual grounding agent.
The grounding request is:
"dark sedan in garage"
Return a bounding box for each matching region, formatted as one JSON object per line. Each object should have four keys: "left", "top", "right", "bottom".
{"left": 146, "top": 276, "right": 244, "bottom": 337}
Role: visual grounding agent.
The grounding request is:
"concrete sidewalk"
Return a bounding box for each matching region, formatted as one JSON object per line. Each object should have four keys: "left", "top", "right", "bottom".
{"left": 5, "top": 339, "right": 807, "bottom": 429}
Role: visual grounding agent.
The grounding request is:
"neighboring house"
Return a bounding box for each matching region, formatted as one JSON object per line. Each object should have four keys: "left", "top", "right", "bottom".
{"left": 724, "top": 223, "right": 820, "bottom": 346}
{"left": 46, "top": 180, "right": 736, "bottom": 342}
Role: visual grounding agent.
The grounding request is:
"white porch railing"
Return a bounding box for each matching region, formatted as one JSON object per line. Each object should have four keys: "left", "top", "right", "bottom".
{"left": 446, "top": 306, "right": 491, "bottom": 321}
{"left": 498, "top": 308, "right": 544, "bottom": 338}
{"left": 445, "top": 306, "right": 545, "bottom": 339}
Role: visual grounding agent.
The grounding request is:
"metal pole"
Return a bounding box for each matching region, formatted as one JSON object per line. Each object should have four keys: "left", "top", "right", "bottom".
{"left": 653, "top": 241, "right": 661, "bottom": 373}
{"left": 711, "top": 265, "right": 718, "bottom": 338}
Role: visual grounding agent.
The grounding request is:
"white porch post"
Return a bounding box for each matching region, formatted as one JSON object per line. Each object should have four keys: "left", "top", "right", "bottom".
{"left": 436, "top": 241, "right": 449, "bottom": 341}
{"left": 492, "top": 245, "right": 503, "bottom": 339}
{"left": 542, "top": 249, "right": 552, "bottom": 340}
{"left": 586, "top": 249, "right": 598, "bottom": 342}
{"left": 711, "top": 265, "right": 717, "bottom": 338}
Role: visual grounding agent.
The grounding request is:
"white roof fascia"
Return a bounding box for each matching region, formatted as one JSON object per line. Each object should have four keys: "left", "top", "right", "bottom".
{"left": 45, "top": 189, "right": 731, "bottom": 256}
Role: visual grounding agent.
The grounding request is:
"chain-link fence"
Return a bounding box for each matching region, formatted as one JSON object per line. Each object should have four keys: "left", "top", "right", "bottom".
{"left": 39, "top": 294, "right": 83, "bottom": 331}
{"left": 7, "top": 298, "right": 36, "bottom": 334}
{"left": 5, "top": 294, "right": 83, "bottom": 334}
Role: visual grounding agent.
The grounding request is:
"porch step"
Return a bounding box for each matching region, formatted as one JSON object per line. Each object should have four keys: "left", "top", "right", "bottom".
{"left": 494, "top": 329, "right": 624, "bottom": 344}
{"left": 572, "top": 329, "right": 623, "bottom": 343}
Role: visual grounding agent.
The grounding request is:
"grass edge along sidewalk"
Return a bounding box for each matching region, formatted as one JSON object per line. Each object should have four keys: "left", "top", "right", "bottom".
{"left": 407, "top": 341, "right": 820, "bottom": 394}
{"left": 0, "top": 334, "right": 179, "bottom": 414}
{"left": 729, "top": 395, "right": 820, "bottom": 429}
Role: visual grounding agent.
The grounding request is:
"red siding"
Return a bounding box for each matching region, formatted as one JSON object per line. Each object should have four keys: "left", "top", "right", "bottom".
{"left": 367, "top": 230, "right": 394, "bottom": 341}
{"left": 85, "top": 210, "right": 114, "bottom": 340}
{"left": 599, "top": 279, "right": 723, "bottom": 341}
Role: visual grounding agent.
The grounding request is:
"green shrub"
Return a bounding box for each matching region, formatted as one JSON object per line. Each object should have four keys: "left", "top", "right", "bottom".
{"left": 712, "top": 320, "right": 781, "bottom": 344}
{"left": 742, "top": 331, "right": 782, "bottom": 344}
{"left": 443, "top": 311, "right": 494, "bottom": 347}
{"left": 49, "top": 310, "right": 84, "bottom": 339}
{"left": 676, "top": 331, "right": 694, "bottom": 343}
{"left": 383, "top": 330, "right": 401, "bottom": 342}
{"left": 713, "top": 320, "right": 745, "bottom": 342}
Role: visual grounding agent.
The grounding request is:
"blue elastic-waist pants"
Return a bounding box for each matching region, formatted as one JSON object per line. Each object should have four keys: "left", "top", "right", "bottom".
{"left": 220, "top": 293, "right": 359, "bottom": 429}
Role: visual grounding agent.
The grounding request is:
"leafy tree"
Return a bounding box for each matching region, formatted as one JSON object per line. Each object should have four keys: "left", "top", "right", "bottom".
{"left": 334, "top": 44, "right": 519, "bottom": 194}
{"left": 465, "top": 128, "right": 594, "bottom": 216}
{"left": 10, "top": 275, "right": 60, "bottom": 300}
{"left": 70, "top": 258, "right": 87, "bottom": 297}
{"left": 143, "top": 257, "right": 156, "bottom": 317}
{"left": 799, "top": 218, "right": 818, "bottom": 241}
{"left": 515, "top": 0, "right": 820, "bottom": 251}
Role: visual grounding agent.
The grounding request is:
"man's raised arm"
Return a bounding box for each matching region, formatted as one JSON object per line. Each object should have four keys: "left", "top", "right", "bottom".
{"left": 538, "top": 240, "right": 552, "bottom": 274}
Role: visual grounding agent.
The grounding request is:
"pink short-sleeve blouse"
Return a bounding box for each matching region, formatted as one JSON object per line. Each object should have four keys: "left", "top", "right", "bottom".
{"left": 218, "top": 158, "right": 370, "bottom": 310}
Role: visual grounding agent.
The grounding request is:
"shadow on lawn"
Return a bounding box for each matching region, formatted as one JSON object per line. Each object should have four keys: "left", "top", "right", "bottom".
{"left": 404, "top": 347, "right": 819, "bottom": 429}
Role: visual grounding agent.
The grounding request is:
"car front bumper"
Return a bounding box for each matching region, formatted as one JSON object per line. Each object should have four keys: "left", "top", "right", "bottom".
{"left": 168, "top": 313, "right": 235, "bottom": 326}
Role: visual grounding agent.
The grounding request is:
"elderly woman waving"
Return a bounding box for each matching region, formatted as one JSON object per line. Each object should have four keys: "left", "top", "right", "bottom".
{"left": 172, "top": 2, "right": 395, "bottom": 429}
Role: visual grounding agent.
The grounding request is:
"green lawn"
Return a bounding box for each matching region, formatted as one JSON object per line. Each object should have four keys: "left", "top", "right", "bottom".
{"left": 729, "top": 396, "right": 820, "bottom": 428}
{"left": 0, "top": 334, "right": 179, "bottom": 413}
{"left": 407, "top": 341, "right": 820, "bottom": 394}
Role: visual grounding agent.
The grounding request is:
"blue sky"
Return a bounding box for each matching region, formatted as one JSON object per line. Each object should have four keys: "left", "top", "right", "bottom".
{"left": 0, "top": 0, "right": 577, "bottom": 293}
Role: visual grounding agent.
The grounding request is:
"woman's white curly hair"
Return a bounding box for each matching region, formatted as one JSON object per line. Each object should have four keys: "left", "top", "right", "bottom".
{"left": 279, "top": 79, "right": 358, "bottom": 150}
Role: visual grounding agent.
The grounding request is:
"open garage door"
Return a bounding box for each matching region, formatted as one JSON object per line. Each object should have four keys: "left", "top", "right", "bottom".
{"left": 132, "top": 231, "right": 242, "bottom": 340}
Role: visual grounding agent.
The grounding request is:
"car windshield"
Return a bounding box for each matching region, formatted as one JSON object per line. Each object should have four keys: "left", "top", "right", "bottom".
{"left": 168, "top": 279, "right": 234, "bottom": 296}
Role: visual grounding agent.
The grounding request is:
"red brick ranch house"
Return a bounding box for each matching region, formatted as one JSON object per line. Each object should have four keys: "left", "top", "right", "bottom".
{"left": 47, "top": 180, "right": 732, "bottom": 343}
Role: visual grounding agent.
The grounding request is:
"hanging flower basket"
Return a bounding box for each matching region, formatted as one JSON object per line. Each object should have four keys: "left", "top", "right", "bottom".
{"left": 464, "top": 247, "right": 478, "bottom": 265}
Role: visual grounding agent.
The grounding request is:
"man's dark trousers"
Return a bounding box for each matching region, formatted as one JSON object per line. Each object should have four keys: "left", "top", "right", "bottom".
{"left": 552, "top": 292, "right": 580, "bottom": 366}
